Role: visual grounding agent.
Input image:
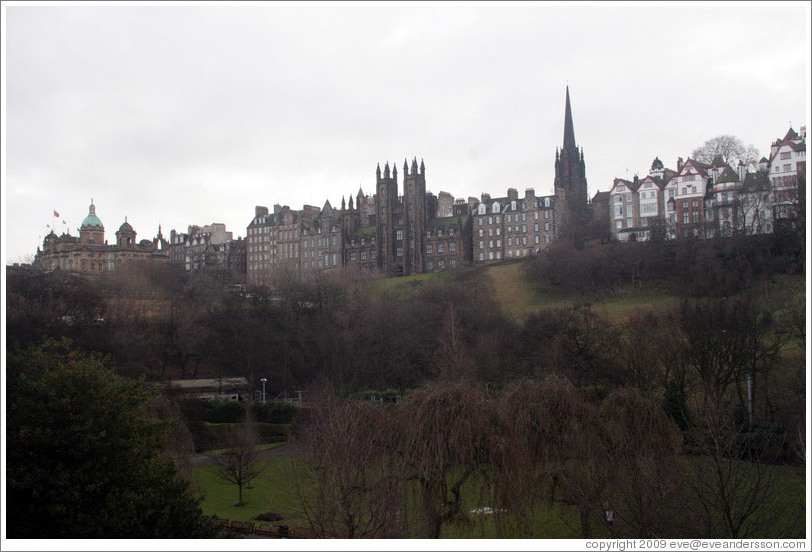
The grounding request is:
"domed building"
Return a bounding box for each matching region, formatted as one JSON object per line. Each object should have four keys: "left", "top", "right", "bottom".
{"left": 34, "top": 200, "right": 169, "bottom": 275}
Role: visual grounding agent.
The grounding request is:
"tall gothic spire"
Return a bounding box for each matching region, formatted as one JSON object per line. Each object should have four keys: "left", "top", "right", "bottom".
{"left": 563, "top": 85, "right": 576, "bottom": 151}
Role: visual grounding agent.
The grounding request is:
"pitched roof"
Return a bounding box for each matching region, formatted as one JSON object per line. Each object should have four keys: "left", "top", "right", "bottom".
{"left": 609, "top": 178, "right": 634, "bottom": 194}
{"left": 715, "top": 166, "right": 740, "bottom": 184}
{"left": 784, "top": 127, "right": 799, "bottom": 141}
{"left": 742, "top": 171, "right": 771, "bottom": 193}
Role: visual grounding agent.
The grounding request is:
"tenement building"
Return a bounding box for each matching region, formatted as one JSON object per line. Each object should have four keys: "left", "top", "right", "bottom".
{"left": 169, "top": 223, "right": 245, "bottom": 276}
{"left": 471, "top": 188, "right": 561, "bottom": 263}
{"left": 34, "top": 200, "right": 169, "bottom": 275}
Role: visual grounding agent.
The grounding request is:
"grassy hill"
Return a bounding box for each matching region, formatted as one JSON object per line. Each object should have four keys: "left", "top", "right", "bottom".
{"left": 366, "top": 260, "right": 806, "bottom": 325}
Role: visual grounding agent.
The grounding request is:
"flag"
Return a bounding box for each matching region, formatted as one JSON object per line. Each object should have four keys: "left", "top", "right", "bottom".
{"left": 54, "top": 210, "right": 60, "bottom": 217}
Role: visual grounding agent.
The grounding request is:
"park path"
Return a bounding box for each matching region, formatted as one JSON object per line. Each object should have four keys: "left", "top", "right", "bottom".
{"left": 189, "top": 441, "right": 307, "bottom": 467}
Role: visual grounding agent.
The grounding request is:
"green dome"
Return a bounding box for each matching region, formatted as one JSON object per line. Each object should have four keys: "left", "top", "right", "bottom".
{"left": 81, "top": 200, "right": 104, "bottom": 228}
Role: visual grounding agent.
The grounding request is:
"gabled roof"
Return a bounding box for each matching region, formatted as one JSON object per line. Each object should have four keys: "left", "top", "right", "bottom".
{"left": 742, "top": 170, "right": 771, "bottom": 193}
{"left": 609, "top": 178, "right": 634, "bottom": 194}
{"left": 715, "top": 165, "right": 740, "bottom": 184}
{"left": 784, "top": 127, "right": 799, "bottom": 141}
{"left": 681, "top": 158, "right": 710, "bottom": 176}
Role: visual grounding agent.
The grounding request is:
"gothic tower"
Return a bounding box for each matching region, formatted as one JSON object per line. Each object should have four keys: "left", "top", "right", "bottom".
{"left": 402, "top": 157, "right": 427, "bottom": 275}
{"left": 554, "top": 86, "right": 588, "bottom": 212}
{"left": 375, "top": 162, "right": 398, "bottom": 276}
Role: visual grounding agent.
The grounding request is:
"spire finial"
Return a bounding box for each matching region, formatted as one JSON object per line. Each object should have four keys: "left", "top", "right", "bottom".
{"left": 563, "top": 86, "right": 576, "bottom": 150}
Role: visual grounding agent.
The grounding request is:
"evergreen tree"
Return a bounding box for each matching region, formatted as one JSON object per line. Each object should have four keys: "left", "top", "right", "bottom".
{"left": 6, "top": 339, "right": 215, "bottom": 538}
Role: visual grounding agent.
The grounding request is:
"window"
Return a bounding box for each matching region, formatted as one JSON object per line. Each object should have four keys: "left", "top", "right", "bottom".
{"left": 545, "top": 235, "right": 551, "bottom": 243}
{"left": 437, "top": 243, "right": 444, "bottom": 253}
{"left": 360, "top": 250, "right": 367, "bottom": 260}
{"left": 426, "top": 244, "right": 433, "bottom": 254}
{"left": 350, "top": 251, "right": 357, "bottom": 261}
{"left": 396, "top": 247, "right": 403, "bottom": 256}
{"left": 479, "top": 241, "right": 484, "bottom": 250}
{"left": 496, "top": 228, "right": 501, "bottom": 236}
{"left": 479, "top": 229, "right": 483, "bottom": 237}
{"left": 692, "top": 200, "right": 698, "bottom": 207}
{"left": 626, "top": 205, "right": 633, "bottom": 217}
{"left": 534, "top": 235, "right": 540, "bottom": 244}
{"left": 396, "top": 230, "right": 403, "bottom": 240}
{"left": 534, "top": 212, "right": 539, "bottom": 220}
{"left": 495, "top": 216, "right": 500, "bottom": 224}
{"left": 683, "top": 212, "right": 689, "bottom": 223}
{"left": 615, "top": 195, "right": 623, "bottom": 203}
{"left": 784, "top": 164, "right": 792, "bottom": 172}
{"left": 488, "top": 228, "right": 493, "bottom": 236}
{"left": 692, "top": 212, "right": 699, "bottom": 223}
{"left": 478, "top": 217, "right": 483, "bottom": 225}
{"left": 488, "top": 216, "right": 493, "bottom": 225}
{"left": 449, "top": 242, "right": 456, "bottom": 252}
{"left": 545, "top": 222, "right": 550, "bottom": 231}
{"left": 780, "top": 152, "right": 791, "bottom": 160}
{"left": 544, "top": 211, "right": 550, "bottom": 219}
{"left": 522, "top": 213, "right": 527, "bottom": 221}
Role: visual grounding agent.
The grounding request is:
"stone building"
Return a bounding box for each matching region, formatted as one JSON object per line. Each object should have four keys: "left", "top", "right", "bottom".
{"left": 168, "top": 222, "right": 243, "bottom": 277}
{"left": 34, "top": 200, "right": 168, "bottom": 275}
{"left": 472, "top": 188, "right": 560, "bottom": 263}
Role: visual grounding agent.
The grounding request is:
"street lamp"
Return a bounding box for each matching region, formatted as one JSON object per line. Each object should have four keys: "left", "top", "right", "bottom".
{"left": 260, "top": 378, "right": 267, "bottom": 405}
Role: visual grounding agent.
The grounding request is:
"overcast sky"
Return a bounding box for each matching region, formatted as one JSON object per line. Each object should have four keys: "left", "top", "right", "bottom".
{"left": 2, "top": 1, "right": 810, "bottom": 264}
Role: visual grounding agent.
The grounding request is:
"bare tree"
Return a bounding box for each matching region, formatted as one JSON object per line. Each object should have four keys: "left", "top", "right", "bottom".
{"left": 681, "top": 402, "right": 798, "bottom": 538}
{"left": 691, "top": 135, "right": 761, "bottom": 171}
{"left": 292, "top": 393, "right": 404, "bottom": 538}
{"left": 206, "top": 408, "right": 267, "bottom": 506}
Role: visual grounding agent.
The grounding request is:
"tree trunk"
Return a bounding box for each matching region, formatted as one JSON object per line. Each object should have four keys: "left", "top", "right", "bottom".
{"left": 580, "top": 507, "right": 592, "bottom": 538}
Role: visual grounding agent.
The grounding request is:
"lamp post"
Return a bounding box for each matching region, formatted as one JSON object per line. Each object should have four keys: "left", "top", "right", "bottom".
{"left": 260, "top": 378, "right": 267, "bottom": 405}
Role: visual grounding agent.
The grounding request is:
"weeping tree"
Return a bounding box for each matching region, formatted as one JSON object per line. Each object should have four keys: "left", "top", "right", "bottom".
{"left": 501, "top": 374, "right": 611, "bottom": 538}
{"left": 293, "top": 393, "right": 404, "bottom": 538}
{"left": 391, "top": 380, "right": 511, "bottom": 538}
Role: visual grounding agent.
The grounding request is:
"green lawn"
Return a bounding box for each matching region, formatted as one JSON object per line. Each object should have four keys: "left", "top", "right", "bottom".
{"left": 191, "top": 453, "right": 805, "bottom": 538}
{"left": 192, "top": 455, "right": 309, "bottom": 527}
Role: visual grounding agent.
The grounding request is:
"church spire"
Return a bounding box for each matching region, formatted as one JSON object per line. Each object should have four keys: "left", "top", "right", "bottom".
{"left": 563, "top": 85, "right": 576, "bottom": 151}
